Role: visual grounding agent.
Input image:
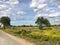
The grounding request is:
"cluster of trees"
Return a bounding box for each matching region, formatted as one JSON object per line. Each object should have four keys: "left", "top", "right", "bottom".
{"left": 0, "top": 16, "right": 51, "bottom": 30}
{"left": 0, "top": 16, "right": 10, "bottom": 29}
{"left": 35, "top": 17, "right": 51, "bottom": 30}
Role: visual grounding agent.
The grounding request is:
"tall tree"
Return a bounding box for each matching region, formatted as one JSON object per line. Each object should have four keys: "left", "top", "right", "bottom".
{"left": 0, "top": 16, "right": 10, "bottom": 28}
{"left": 44, "top": 19, "right": 51, "bottom": 27}
{"left": 35, "top": 17, "right": 51, "bottom": 30}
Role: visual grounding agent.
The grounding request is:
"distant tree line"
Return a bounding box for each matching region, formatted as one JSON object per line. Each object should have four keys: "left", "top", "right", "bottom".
{"left": 0, "top": 16, "right": 60, "bottom": 29}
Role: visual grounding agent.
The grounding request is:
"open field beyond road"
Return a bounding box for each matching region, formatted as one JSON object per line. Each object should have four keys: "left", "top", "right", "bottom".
{"left": 2, "top": 26, "right": 60, "bottom": 45}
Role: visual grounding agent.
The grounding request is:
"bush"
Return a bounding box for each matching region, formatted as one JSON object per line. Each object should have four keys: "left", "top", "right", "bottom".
{"left": 40, "top": 35, "right": 49, "bottom": 41}
{"left": 28, "top": 32, "right": 42, "bottom": 39}
{"left": 15, "top": 29, "right": 31, "bottom": 36}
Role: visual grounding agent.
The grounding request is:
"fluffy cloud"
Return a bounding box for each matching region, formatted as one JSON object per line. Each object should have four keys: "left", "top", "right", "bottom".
{"left": 30, "top": 0, "right": 47, "bottom": 12}
{"left": 49, "top": 12, "right": 60, "bottom": 17}
{"left": 0, "top": 4, "right": 7, "bottom": 10}
{"left": 51, "top": 0, "right": 60, "bottom": 5}
{"left": 30, "top": 0, "right": 60, "bottom": 20}
{"left": 5, "top": 0, "right": 19, "bottom": 6}
{"left": 12, "top": 11, "right": 26, "bottom": 20}
{"left": 35, "top": 12, "right": 60, "bottom": 19}
{"left": 32, "top": 1, "right": 60, "bottom": 25}
{"left": 17, "top": 11, "right": 26, "bottom": 15}
{"left": 51, "top": 0, "right": 60, "bottom": 9}
{"left": 30, "top": 0, "right": 60, "bottom": 12}
{"left": 0, "top": 0, "right": 19, "bottom": 17}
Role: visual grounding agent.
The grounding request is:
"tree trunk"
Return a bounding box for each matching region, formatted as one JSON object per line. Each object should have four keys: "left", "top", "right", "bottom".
{"left": 39, "top": 24, "right": 43, "bottom": 30}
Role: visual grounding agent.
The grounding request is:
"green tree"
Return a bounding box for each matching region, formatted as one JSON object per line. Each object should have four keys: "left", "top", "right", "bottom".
{"left": 44, "top": 18, "right": 51, "bottom": 27}
{"left": 0, "top": 16, "right": 10, "bottom": 29}
{"left": 35, "top": 17, "right": 51, "bottom": 30}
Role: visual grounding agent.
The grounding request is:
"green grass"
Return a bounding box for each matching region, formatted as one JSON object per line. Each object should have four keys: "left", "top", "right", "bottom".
{"left": 2, "top": 26, "right": 60, "bottom": 45}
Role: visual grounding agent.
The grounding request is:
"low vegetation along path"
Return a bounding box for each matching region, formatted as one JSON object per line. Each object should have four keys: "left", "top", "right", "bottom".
{"left": 0, "top": 30, "right": 34, "bottom": 45}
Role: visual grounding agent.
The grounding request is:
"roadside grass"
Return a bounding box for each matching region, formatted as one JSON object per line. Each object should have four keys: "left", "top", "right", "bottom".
{"left": 2, "top": 26, "right": 60, "bottom": 45}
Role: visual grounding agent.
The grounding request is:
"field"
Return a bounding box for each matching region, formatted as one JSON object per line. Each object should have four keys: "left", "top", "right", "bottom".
{"left": 2, "top": 26, "right": 60, "bottom": 45}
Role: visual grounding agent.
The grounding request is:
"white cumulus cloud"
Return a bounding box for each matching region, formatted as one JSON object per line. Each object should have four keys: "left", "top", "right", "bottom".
{"left": 17, "top": 11, "right": 26, "bottom": 15}
{"left": 0, "top": 0, "right": 19, "bottom": 18}
{"left": 30, "top": 0, "right": 47, "bottom": 12}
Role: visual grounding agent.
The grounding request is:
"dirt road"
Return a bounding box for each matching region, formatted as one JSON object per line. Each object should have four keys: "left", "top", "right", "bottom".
{"left": 0, "top": 30, "right": 34, "bottom": 45}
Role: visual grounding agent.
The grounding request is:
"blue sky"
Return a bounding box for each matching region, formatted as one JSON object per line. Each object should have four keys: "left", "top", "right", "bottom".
{"left": 0, "top": 0, "right": 60, "bottom": 26}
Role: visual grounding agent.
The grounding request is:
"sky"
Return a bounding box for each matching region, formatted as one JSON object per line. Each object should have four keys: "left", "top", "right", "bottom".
{"left": 0, "top": 0, "right": 60, "bottom": 26}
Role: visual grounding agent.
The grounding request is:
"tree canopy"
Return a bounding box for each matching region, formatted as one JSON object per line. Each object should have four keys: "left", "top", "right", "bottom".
{"left": 0, "top": 16, "right": 10, "bottom": 28}
{"left": 35, "top": 17, "right": 51, "bottom": 29}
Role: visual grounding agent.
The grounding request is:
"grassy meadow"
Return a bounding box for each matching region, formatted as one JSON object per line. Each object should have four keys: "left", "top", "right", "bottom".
{"left": 2, "top": 26, "right": 60, "bottom": 45}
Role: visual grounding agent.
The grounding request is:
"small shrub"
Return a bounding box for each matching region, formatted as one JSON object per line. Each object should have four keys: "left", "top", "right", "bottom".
{"left": 15, "top": 29, "right": 31, "bottom": 36}
{"left": 40, "top": 35, "right": 49, "bottom": 41}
